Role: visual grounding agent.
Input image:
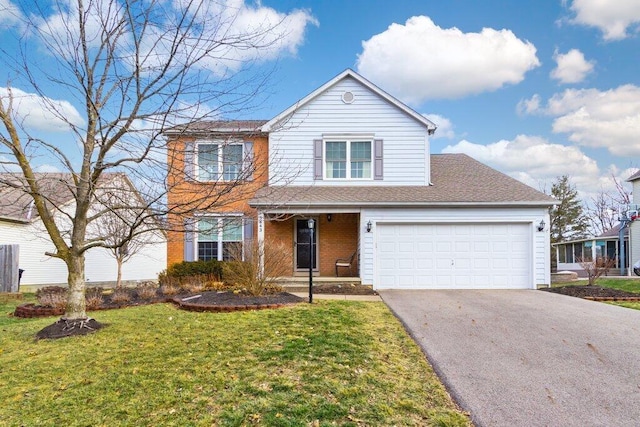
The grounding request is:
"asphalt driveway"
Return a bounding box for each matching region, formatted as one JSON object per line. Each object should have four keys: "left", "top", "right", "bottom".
{"left": 380, "top": 290, "right": 640, "bottom": 427}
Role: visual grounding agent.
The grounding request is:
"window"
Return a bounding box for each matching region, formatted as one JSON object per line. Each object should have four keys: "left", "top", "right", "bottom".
{"left": 558, "top": 245, "right": 566, "bottom": 263}
{"left": 324, "top": 139, "right": 372, "bottom": 179}
{"left": 197, "top": 217, "right": 243, "bottom": 261}
{"left": 197, "top": 143, "right": 243, "bottom": 181}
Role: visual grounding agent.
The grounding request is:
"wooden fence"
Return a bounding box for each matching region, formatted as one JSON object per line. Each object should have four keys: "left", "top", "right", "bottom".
{"left": 0, "top": 244, "right": 20, "bottom": 293}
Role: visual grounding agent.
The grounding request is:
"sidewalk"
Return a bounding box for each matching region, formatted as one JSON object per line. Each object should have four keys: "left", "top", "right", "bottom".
{"left": 290, "top": 292, "right": 381, "bottom": 302}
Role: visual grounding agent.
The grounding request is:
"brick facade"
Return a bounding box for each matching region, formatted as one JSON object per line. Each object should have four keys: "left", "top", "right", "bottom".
{"left": 166, "top": 133, "right": 268, "bottom": 266}
{"left": 264, "top": 213, "right": 359, "bottom": 277}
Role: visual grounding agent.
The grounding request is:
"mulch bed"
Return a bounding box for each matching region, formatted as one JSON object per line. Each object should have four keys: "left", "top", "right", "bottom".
{"left": 14, "top": 284, "right": 376, "bottom": 320}
{"left": 541, "top": 285, "right": 640, "bottom": 301}
{"left": 173, "top": 291, "right": 304, "bottom": 312}
{"left": 35, "top": 318, "right": 105, "bottom": 340}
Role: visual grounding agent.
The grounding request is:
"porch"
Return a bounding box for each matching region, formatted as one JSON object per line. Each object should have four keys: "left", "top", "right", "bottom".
{"left": 259, "top": 212, "right": 361, "bottom": 278}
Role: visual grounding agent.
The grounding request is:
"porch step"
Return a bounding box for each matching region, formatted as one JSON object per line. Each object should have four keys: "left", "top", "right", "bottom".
{"left": 278, "top": 277, "right": 362, "bottom": 292}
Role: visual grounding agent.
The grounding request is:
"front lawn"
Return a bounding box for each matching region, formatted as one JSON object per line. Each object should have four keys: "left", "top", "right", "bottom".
{"left": 595, "top": 278, "right": 640, "bottom": 293}
{"left": 0, "top": 301, "right": 469, "bottom": 426}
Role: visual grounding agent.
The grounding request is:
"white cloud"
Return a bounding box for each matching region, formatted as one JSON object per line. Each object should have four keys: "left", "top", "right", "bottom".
{"left": 423, "top": 114, "right": 454, "bottom": 139}
{"left": 0, "top": 87, "right": 85, "bottom": 132}
{"left": 516, "top": 94, "right": 541, "bottom": 115}
{"left": 568, "top": 0, "right": 640, "bottom": 40}
{"left": 0, "top": 0, "right": 22, "bottom": 28}
{"left": 356, "top": 16, "right": 540, "bottom": 103}
{"left": 440, "top": 135, "right": 630, "bottom": 201}
{"left": 550, "top": 49, "right": 595, "bottom": 84}
{"left": 34, "top": 0, "right": 317, "bottom": 76}
{"left": 519, "top": 85, "right": 640, "bottom": 156}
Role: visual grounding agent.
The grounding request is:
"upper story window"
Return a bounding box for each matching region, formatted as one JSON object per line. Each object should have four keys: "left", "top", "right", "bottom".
{"left": 196, "top": 143, "right": 244, "bottom": 181}
{"left": 324, "top": 139, "right": 372, "bottom": 180}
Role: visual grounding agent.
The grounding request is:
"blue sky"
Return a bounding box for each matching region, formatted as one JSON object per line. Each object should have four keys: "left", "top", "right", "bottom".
{"left": 0, "top": 0, "right": 638, "bottom": 202}
{"left": 253, "top": 0, "right": 640, "bottom": 200}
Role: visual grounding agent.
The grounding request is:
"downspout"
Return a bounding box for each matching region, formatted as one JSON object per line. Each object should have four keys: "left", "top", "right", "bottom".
{"left": 619, "top": 220, "right": 629, "bottom": 276}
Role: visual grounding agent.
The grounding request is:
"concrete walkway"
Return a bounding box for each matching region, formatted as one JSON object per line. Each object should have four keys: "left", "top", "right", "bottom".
{"left": 380, "top": 289, "right": 640, "bottom": 427}
{"left": 290, "top": 292, "right": 381, "bottom": 301}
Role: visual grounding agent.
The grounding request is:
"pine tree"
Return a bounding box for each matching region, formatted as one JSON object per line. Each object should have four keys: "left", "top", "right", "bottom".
{"left": 549, "top": 175, "right": 589, "bottom": 244}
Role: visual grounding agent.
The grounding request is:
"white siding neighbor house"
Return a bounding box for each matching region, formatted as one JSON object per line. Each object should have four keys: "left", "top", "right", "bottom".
{"left": 0, "top": 173, "right": 166, "bottom": 289}
{"left": 629, "top": 170, "right": 640, "bottom": 274}
{"left": 247, "top": 69, "right": 556, "bottom": 289}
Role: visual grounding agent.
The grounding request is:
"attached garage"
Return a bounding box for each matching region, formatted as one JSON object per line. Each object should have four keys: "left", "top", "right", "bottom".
{"left": 376, "top": 223, "right": 532, "bottom": 289}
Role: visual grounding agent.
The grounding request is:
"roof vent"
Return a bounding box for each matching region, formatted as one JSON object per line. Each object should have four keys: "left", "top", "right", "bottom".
{"left": 341, "top": 91, "right": 355, "bottom": 104}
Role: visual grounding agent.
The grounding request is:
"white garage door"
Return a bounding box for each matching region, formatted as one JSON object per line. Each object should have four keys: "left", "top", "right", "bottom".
{"left": 376, "top": 223, "right": 531, "bottom": 289}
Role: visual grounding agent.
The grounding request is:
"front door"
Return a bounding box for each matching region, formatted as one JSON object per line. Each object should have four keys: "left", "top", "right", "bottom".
{"left": 296, "top": 219, "right": 317, "bottom": 270}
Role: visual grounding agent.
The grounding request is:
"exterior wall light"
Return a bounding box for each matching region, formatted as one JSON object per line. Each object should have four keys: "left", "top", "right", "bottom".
{"left": 366, "top": 220, "right": 372, "bottom": 232}
{"left": 537, "top": 220, "right": 545, "bottom": 232}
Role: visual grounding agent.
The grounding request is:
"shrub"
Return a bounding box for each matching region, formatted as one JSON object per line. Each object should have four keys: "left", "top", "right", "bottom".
{"left": 578, "top": 256, "right": 616, "bottom": 286}
{"left": 159, "top": 260, "right": 223, "bottom": 284}
{"left": 111, "top": 288, "right": 132, "bottom": 304}
{"left": 160, "top": 277, "right": 181, "bottom": 296}
{"left": 181, "top": 276, "right": 206, "bottom": 293}
{"left": 223, "top": 239, "right": 290, "bottom": 296}
{"left": 136, "top": 282, "right": 158, "bottom": 300}
{"left": 85, "top": 287, "right": 104, "bottom": 310}
{"left": 35, "top": 286, "right": 68, "bottom": 309}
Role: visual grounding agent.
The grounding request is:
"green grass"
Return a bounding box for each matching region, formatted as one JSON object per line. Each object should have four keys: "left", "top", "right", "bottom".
{"left": 552, "top": 277, "right": 640, "bottom": 293}
{"left": 609, "top": 301, "right": 640, "bottom": 310}
{"left": 594, "top": 278, "right": 640, "bottom": 293}
{"left": 0, "top": 300, "right": 469, "bottom": 426}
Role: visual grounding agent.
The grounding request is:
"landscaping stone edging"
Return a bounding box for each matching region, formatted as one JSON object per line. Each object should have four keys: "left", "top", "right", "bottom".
{"left": 14, "top": 303, "right": 64, "bottom": 318}
{"left": 13, "top": 298, "right": 173, "bottom": 318}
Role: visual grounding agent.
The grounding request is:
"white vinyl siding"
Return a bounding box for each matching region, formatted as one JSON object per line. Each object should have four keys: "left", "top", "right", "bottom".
{"left": 359, "top": 207, "right": 549, "bottom": 289}
{"left": 0, "top": 220, "right": 166, "bottom": 287}
{"left": 269, "top": 76, "right": 430, "bottom": 186}
{"left": 631, "top": 180, "right": 640, "bottom": 272}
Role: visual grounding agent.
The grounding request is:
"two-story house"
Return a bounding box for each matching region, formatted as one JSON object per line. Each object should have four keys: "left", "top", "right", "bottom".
{"left": 167, "top": 69, "right": 556, "bottom": 289}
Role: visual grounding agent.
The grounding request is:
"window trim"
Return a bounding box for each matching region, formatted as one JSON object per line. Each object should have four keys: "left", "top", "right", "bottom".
{"left": 195, "top": 141, "right": 245, "bottom": 182}
{"left": 322, "top": 136, "right": 373, "bottom": 180}
{"left": 195, "top": 215, "right": 244, "bottom": 261}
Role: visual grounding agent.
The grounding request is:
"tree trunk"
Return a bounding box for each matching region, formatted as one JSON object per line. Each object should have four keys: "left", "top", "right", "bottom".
{"left": 116, "top": 257, "right": 123, "bottom": 288}
{"left": 64, "top": 253, "right": 87, "bottom": 320}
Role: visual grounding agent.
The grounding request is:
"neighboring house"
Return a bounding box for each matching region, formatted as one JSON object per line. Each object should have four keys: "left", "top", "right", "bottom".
{"left": 553, "top": 168, "right": 640, "bottom": 277}
{"left": 0, "top": 173, "right": 167, "bottom": 289}
{"left": 166, "top": 69, "right": 556, "bottom": 290}
{"left": 553, "top": 224, "right": 629, "bottom": 276}
{"left": 629, "top": 170, "right": 640, "bottom": 274}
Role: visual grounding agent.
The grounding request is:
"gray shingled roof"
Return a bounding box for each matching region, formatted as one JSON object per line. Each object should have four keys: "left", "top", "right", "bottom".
{"left": 627, "top": 169, "right": 640, "bottom": 182}
{"left": 250, "top": 153, "right": 556, "bottom": 208}
{"left": 598, "top": 223, "right": 628, "bottom": 238}
{"left": 0, "top": 173, "right": 127, "bottom": 222}
{"left": 165, "top": 120, "right": 268, "bottom": 135}
{"left": 0, "top": 174, "right": 77, "bottom": 222}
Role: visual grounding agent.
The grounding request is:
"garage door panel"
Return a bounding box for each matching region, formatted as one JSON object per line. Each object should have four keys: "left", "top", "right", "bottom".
{"left": 376, "top": 223, "right": 531, "bottom": 290}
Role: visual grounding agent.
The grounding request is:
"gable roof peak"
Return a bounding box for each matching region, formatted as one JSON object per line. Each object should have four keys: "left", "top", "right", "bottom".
{"left": 627, "top": 169, "right": 640, "bottom": 182}
{"left": 262, "top": 68, "right": 437, "bottom": 134}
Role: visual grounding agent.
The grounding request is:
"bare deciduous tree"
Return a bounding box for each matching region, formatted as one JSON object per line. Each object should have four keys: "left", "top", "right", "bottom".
{"left": 577, "top": 256, "right": 616, "bottom": 286}
{"left": 586, "top": 174, "right": 632, "bottom": 236}
{"left": 0, "top": 0, "right": 312, "bottom": 332}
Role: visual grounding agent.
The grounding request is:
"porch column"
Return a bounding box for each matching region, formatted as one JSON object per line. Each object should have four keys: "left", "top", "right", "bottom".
{"left": 258, "top": 211, "right": 265, "bottom": 277}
